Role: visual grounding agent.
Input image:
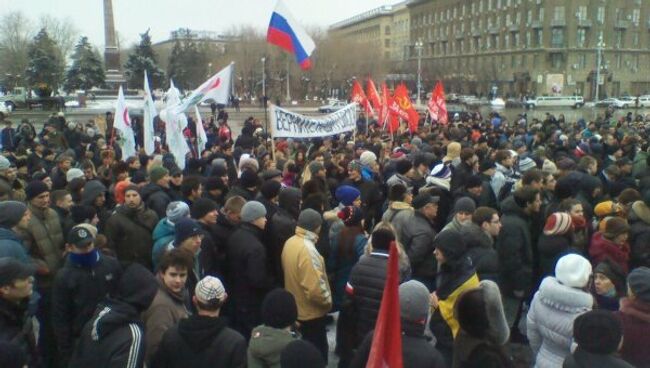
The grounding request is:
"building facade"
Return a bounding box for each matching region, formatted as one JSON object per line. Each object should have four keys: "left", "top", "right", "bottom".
{"left": 408, "top": 0, "right": 650, "bottom": 99}
{"left": 329, "top": 2, "right": 410, "bottom": 61}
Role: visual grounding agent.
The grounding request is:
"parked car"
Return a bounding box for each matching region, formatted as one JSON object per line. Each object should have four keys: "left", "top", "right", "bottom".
{"left": 638, "top": 95, "right": 650, "bottom": 108}
{"left": 318, "top": 100, "right": 348, "bottom": 113}
{"left": 595, "top": 98, "right": 630, "bottom": 109}
{"left": 526, "top": 95, "right": 584, "bottom": 109}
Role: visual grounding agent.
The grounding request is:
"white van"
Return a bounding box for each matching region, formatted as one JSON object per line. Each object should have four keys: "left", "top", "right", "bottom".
{"left": 526, "top": 96, "right": 585, "bottom": 109}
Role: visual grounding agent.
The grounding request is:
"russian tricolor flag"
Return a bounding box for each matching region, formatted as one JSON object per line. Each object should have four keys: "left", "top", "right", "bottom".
{"left": 267, "top": 0, "right": 316, "bottom": 70}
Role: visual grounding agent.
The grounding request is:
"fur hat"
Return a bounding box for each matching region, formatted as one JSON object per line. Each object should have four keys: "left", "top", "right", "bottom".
{"left": 603, "top": 217, "right": 629, "bottom": 240}
{"left": 543, "top": 212, "right": 573, "bottom": 236}
{"left": 555, "top": 254, "right": 592, "bottom": 288}
{"left": 455, "top": 280, "right": 510, "bottom": 345}
{"left": 443, "top": 142, "right": 461, "bottom": 162}
{"left": 65, "top": 168, "right": 84, "bottom": 183}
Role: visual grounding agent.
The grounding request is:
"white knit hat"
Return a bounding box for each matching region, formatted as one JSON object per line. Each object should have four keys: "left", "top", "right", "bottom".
{"left": 360, "top": 151, "right": 377, "bottom": 167}
{"left": 66, "top": 168, "right": 85, "bottom": 182}
{"left": 555, "top": 254, "right": 592, "bottom": 288}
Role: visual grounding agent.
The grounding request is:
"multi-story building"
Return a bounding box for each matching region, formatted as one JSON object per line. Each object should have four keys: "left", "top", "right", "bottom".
{"left": 407, "top": 0, "right": 650, "bottom": 99}
{"left": 329, "top": 2, "right": 411, "bottom": 61}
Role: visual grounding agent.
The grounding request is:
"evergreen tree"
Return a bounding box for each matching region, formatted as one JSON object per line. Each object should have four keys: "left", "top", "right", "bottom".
{"left": 124, "top": 30, "right": 165, "bottom": 89}
{"left": 167, "top": 29, "right": 208, "bottom": 91}
{"left": 25, "top": 28, "right": 63, "bottom": 97}
{"left": 63, "top": 36, "right": 105, "bottom": 92}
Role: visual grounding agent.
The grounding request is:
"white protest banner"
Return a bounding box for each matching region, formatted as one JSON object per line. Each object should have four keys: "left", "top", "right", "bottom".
{"left": 271, "top": 103, "right": 357, "bottom": 138}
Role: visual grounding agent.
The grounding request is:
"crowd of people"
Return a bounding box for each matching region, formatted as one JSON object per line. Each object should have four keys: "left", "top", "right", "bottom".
{"left": 0, "top": 106, "right": 649, "bottom": 368}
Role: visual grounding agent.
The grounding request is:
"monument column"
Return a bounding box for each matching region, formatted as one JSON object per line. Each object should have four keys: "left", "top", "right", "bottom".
{"left": 103, "top": 0, "right": 125, "bottom": 89}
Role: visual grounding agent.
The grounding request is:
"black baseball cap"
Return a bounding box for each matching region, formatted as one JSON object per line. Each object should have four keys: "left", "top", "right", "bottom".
{"left": 67, "top": 226, "right": 95, "bottom": 248}
{"left": 0, "top": 258, "right": 36, "bottom": 287}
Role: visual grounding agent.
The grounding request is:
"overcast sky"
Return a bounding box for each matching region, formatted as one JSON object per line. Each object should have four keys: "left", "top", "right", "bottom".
{"left": 3, "top": 0, "right": 392, "bottom": 47}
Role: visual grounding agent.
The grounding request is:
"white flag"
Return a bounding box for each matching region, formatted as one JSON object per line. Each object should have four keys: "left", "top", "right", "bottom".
{"left": 193, "top": 105, "right": 207, "bottom": 157}
{"left": 113, "top": 86, "right": 137, "bottom": 159}
{"left": 161, "top": 80, "right": 190, "bottom": 170}
{"left": 173, "top": 63, "right": 233, "bottom": 114}
{"left": 143, "top": 70, "right": 157, "bottom": 155}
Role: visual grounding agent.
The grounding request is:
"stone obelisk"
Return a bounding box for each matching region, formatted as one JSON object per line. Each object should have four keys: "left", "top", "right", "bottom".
{"left": 103, "top": 0, "right": 125, "bottom": 89}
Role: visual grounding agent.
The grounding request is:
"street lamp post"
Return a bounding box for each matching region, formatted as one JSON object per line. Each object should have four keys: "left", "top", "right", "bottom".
{"left": 261, "top": 57, "right": 266, "bottom": 103}
{"left": 595, "top": 32, "right": 604, "bottom": 102}
{"left": 415, "top": 39, "right": 424, "bottom": 106}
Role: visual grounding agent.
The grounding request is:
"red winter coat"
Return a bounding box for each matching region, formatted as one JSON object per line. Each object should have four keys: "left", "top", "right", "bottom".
{"left": 589, "top": 232, "right": 630, "bottom": 273}
{"left": 615, "top": 298, "right": 650, "bottom": 368}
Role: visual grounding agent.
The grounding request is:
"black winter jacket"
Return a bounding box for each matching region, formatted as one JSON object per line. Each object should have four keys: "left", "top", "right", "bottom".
{"left": 141, "top": 183, "right": 174, "bottom": 219}
{"left": 348, "top": 251, "right": 408, "bottom": 340}
{"left": 200, "top": 210, "right": 236, "bottom": 281}
{"left": 0, "top": 298, "right": 38, "bottom": 366}
{"left": 341, "top": 177, "right": 384, "bottom": 232}
{"left": 69, "top": 300, "right": 147, "bottom": 368}
{"left": 400, "top": 211, "right": 437, "bottom": 280}
{"left": 225, "top": 185, "right": 257, "bottom": 202}
{"left": 563, "top": 348, "right": 634, "bottom": 368}
{"left": 461, "top": 223, "right": 499, "bottom": 282}
{"left": 226, "top": 223, "right": 275, "bottom": 307}
{"left": 104, "top": 205, "right": 159, "bottom": 269}
{"left": 495, "top": 196, "right": 533, "bottom": 295}
{"left": 151, "top": 315, "right": 246, "bottom": 368}
{"left": 627, "top": 209, "right": 650, "bottom": 269}
{"left": 350, "top": 322, "right": 446, "bottom": 368}
{"left": 268, "top": 189, "right": 300, "bottom": 284}
{"left": 51, "top": 255, "right": 122, "bottom": 363}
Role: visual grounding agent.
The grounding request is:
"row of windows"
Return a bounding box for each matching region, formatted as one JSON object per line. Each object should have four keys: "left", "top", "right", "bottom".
{"left": 411, "top": 6, "right": 645, "bottom": 28}
{"left": 422, "top": 53, "right": 646, "bottom": 72}
{"left": 414, "top": 29, "right": 646, "bottom": 57}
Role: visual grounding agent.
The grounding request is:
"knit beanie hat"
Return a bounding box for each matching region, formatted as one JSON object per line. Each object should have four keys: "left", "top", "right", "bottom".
{"left": 453, "top": 197, "right": 476, "bottom": 215}
{"left": 518, "top": 156, "right": 537, "bottom": 173}
{"left": 360, "top": 151, "right": 377, "bottom": 167}
{"left": 280, "top": 340, "right": 325, "bottom": 368}
{"left": 594, "top": 201, "right": 621, "bottom": 218}
{"left": 149, "top": 166, "right": 169, "bottom": 184}
{"left": 260, "top": 180, "right": 282, "bottom": 200}
{"left": 338, "top": 206, "right": 363, "bottom": 227}
{"left": 430, "top": 163, "right": 452, "bottom": 179}
{"left": 335, "top": 185, "right": 361, "bottom": 206}
{"left": 0, "top": 201, "right": 27, "bottom": 229}
{"left": 628, "top": 266, "right": 650, "bottom": 302}
{"left": 0, "top": 156, "right": 10, "bottom": 170}
{"left": 191, "top": 198, "right": 218, "bottom": 220}
{"left": 573, "top": 310, "right": 623, "bottom": 354}
{"left": 261, "top": 288, "right": 298, "bottom": 329}
{"left": 347, "top": 160, "right": 362, "bottom": 173}
{"left": 66, "top": 168, "right": 84, "bottom": 183}
{"left": 594, "top": 260, "right": 627, "bottom": 295}
{"left": 240, "top": 201, "right": 267, "bottom": 223}
{"left": 433, "top": 230, "right": 467, "bottom": 261}
{"left": 308, "top": 161, "right": 324, "bottom": 175}
{"left": 371, "top": 228, "right": 396, "bottom": 251}
{"left": 123, "top": 184, "right": 139, "bottom": 196}
{"left": 239, "top": 169, "right": 260, "bottom": 188}
{"left": 174, "top": 218, "right": 202, "bottom": 245}
{"left": 25, "top": 180, "right": 49, "bottom": 200}
{"left": 543, "top": 212, "right": 573, "bottom": 235}
{"left": 465, "top": 175, "right": 482, "bottom": 189}
{"left": 166, "top": 201, "right": 190, "bottom": 224}
{"left": 603, "top": 217, "right": 629, "bottom": 240}
{"left": 395, "top": 159, "right": 413, "bottom": 175}
{"left": 297, "top": 209, "right": 322, "bottom": 232}
{"left": 399, "top": 280, "right": 430, "bottom": 324}
{"left": 70, "top": 205, "right": 96, "bottom": 223}
{"left": 555, "top": 254, "right": 592, "bottom": 288}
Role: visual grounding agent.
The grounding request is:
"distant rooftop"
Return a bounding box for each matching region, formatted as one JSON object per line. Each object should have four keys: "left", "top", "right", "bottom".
{"left": 330, "top": 1, "right": 407, "bottom": 30}
{"left": 153, "top": 29, "right": 237, "bottom": 45}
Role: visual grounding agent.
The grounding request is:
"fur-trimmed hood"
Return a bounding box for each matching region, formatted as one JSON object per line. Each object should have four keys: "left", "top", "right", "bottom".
{"left": 478, "top": 280, "right": 510, "bottom": 345}
{"left": 537, "top": 277, "right": 593, "bottom": 313}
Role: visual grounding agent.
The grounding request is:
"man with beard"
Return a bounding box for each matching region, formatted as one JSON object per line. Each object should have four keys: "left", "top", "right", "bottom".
{"left": 0, "top": 156, "right": 25, "bottom": 201}
{"left": 104, "top": 185, "right": 159, "bottom": 269}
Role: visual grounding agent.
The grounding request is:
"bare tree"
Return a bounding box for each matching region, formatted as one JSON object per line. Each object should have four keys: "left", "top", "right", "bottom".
{"left": 39, "top": 15, "right": 80, "bottom": 63}
{"left": 0, "top": 11, "right": 34, "bottom": 88}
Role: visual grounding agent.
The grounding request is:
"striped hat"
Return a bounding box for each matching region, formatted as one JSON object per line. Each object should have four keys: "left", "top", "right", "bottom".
{"left": 543, "top": 212, "right": 573, "bottom": 236}
{"left": 430, "top": 163, "right": 452, "bottom": 179}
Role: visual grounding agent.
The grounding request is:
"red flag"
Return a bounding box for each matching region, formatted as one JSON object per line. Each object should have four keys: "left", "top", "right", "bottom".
{"left": 366, "top": 243, "right": 403, "bottom": 368}
{"left": 381, "top": 83, "right": 398, "bottom": 132}
{"left": 350, "top": 80, "right": 373, "bottom": 117}
{"left": 394, "top": 84, "right": 420, "bottom": 133}
{"left": 366, "top": 79, "right": 381, "bottom": 114}
{"left": 428, "top": 81, "right": 448, "bottom": 125}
